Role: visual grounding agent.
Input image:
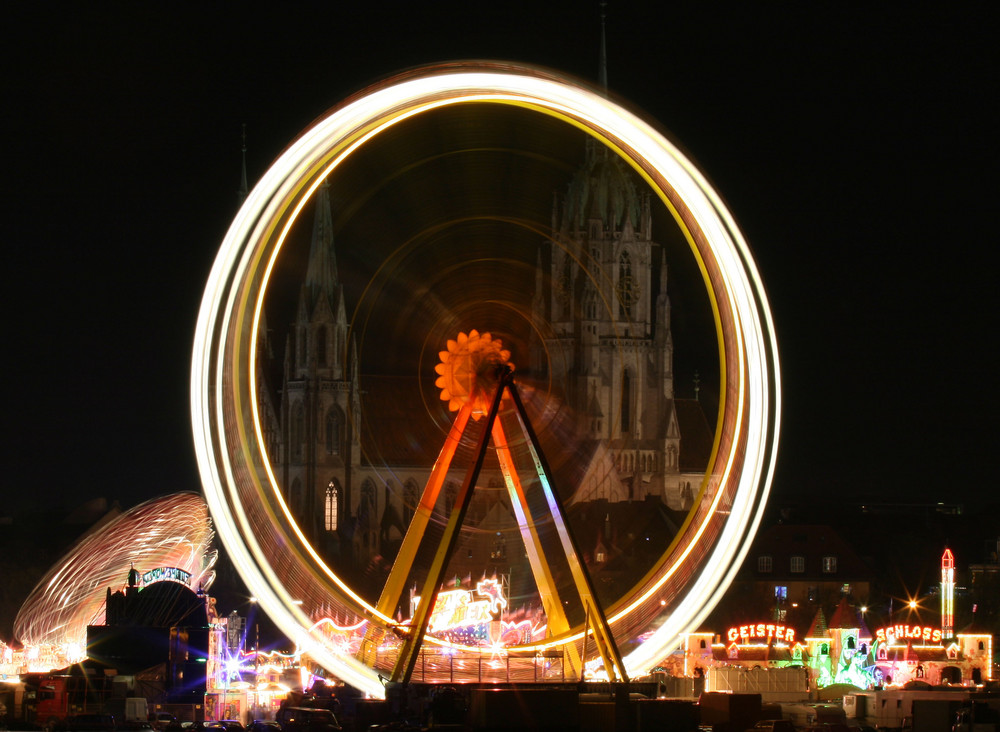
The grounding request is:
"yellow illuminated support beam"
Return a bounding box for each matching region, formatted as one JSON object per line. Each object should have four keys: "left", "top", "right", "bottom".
{"left": 505, "top": 382, "right": 628, "bottom": 682}
{"left": 358, "top": 403, "right": 474, "bottom": 666}
{"left": 391, "top": 372, "right": 510, "bottom": 683}
{"left": 492, "top": 418, "right": 583, "bottom": 678}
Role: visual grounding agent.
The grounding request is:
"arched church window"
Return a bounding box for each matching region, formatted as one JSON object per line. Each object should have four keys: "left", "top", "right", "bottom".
{"left": 292, "top": 403, "right": 304, "bottom": 460}
{"left": 290, "top": 478, "right": 303, "bottom": 517}
{"left": 325, "top": 480, "right": 339, "bottom": 531}
{"left": 491, "top": 531, "right": 506, "bottom": 561}
{"left": 617, "top": 249, "right": 638, "bottom": 319}
{"left": 621, "top": 369, "right": 632, "bottom": 433}
{"left": 359, "top": 480, "right": 376, "bottom": 549}
{"left": 316, "top": 325, "right": 327, "bottom": 366}
{"left": 325, "top": 409, "right": 341, "bottom": 455}
{"left": 555, "top": 254, "right": 573, "bottom": 315}
{"left": 847, "top": 636, "right": 855, "bottom": 650}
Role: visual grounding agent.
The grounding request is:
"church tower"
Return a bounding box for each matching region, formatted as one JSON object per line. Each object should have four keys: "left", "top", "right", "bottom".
{"left": 537, "top": 140, "right": 681, "bottom": 502}
{"left": 278, "top": 182, "right": 360, "bottom": 551}
{"left": 530, "top": 6, "right": 686, "bottom": 506}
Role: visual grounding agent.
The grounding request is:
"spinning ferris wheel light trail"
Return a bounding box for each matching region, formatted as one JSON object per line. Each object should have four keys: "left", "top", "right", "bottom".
{"left": 191, "top": 63, "right": 780, "bottom": 698}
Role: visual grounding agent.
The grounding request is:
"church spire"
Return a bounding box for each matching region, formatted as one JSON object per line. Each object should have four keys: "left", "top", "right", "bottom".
{"left": 598, "top": 2, "right": 608, "bottom": 93}
{"left": 304, "top": 181, "right": 339, "bottom": 312}
{"left": 237, "top": 124, "right": 249, "bottom": 205}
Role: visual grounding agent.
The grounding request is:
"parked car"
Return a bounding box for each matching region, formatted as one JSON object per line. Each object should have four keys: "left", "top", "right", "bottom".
{"left": 276, "top": 707, "right": 340, "bottom": 732}
{"left": 748, "top": 721, "right": 795, "bottom": 732}
{"left": 187, "top": 723, "right": 226, "bottom": 732}
{"left": 247, "top": 721, "right": 281, "bottom": 732}
{"left": 217, "top": 721, "right": 245, "bottom": 732}
{"left": 58, "top": 714, "right": 117, "bottom": 731}
{"left": 150, "top": 713, "right": 176, "bottom": 731}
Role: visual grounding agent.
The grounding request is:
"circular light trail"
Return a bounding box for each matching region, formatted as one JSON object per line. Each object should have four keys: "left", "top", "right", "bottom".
{"left": 191, "top": 63, "right": 780, "bottom": 697}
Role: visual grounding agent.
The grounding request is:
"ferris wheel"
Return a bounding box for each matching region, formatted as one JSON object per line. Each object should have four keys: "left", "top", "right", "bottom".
{"left": 191, "top": 63, "right": 780, "bottom": 698}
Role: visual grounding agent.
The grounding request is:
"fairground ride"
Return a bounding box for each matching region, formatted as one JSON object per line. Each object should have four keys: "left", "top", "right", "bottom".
{"left": 191, "top": 63, "right": 781, "bottom": 698}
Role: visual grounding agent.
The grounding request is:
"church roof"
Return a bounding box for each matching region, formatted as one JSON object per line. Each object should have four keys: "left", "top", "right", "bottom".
{"left": 357, "top": 375, "right": 448, "bottom": 467}
{"left": 674, "top": 398, "right": 715, "bottom": 472}
{"left": 562, "top": 140, "right": 641, "bottom": 231}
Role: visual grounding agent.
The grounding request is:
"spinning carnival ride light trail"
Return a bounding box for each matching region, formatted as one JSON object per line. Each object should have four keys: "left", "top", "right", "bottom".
{"left": 191, "top": 63, "right": 781, "bottom": 698}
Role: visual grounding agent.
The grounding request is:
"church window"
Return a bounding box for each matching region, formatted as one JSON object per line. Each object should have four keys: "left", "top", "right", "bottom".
{"left": 316, "top": 326, "right": 327, "bottom": 366}
{"left": 621, "top": 369, "right": 632, "bottom": 433}
{"left": 292, "top": 403, "right": 304, "bottom": 460}
{"left": 290, "top": 478, "right": 303, "bottom": 517}
{"left": 617, "top": 250, "right": 638, "bottom": 318}
{"left": 359, "top": 480, "right": 376, "bottom": 549}
{"left": 297, "top": 327, "right": 306, "bottom": 367}
{"left": 847, "top": 636, "right": 856, "bottom": 650}
{"left": 557, "top": 255, "right": 572, "bottom": 311}
{"left": 325, "top": 480, "right": 339, "bottom": 531}
{"left": 325, "top": 409, "right": 341, "bottom": 455}
{"left": 491, "top": 532, "right": 506, "bottom": 561}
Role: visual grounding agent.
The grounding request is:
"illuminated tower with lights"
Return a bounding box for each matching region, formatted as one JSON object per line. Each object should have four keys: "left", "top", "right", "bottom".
{"left": 941, "top": 547, "right": 955, "bottom": 640}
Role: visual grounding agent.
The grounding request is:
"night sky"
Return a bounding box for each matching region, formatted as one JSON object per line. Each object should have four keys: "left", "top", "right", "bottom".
{"left": 4, "top": 4, "right": 996, "bottom": 517}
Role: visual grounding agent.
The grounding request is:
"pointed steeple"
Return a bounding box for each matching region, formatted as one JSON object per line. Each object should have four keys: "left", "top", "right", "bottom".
{"left": 304, "top": 181, "right": 339, "bottom": 313}
{"left": 237, "top": 124, "right": 249, "bottom": 206}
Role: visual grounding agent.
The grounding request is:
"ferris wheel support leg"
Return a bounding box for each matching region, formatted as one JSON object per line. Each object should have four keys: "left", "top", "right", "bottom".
{"left": 492, "top": 418, "right": 583, "bottom": 678}
{"left": 506, "top": 382, "right": 629, "bottom": 683}
{"left": 390, "top": 370, "right": 511, "bottom": 683}
{"left": 358, "top": 403, "right": 474, "bottom": 667}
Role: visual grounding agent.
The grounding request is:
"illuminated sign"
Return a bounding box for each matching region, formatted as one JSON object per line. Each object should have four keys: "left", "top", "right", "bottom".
{"left": 875, "top": 625, "right": 942, "bottom": 645}
{"left": 141, "top": 566, "right": 192, "bottom": 587}
{"left": 727, "top": 623, "right": 796, "bottom": 644}
{"left": 412, "top": 579, "right": 507, "bottom": 633}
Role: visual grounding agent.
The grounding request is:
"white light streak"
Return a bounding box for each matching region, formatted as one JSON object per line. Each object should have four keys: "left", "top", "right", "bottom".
{"left": 191, "top": 63, "right": 780, "bottom": 696}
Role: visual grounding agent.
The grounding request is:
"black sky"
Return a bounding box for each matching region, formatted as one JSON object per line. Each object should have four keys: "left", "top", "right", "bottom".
{"left": 3, "top": 4, "right": 996, "bottom": 515}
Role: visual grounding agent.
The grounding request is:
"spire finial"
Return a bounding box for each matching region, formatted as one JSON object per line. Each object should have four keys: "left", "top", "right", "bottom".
{"left": 598, "top": 2, "right": 608, "bottom": 93}
{"left": 238, "top": 123, "right": 249, "bottom": 205}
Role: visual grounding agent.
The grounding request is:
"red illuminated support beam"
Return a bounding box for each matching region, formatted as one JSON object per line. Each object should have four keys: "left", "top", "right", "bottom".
{"left": 390, "top": 369, "right": 511, "bottom": 683}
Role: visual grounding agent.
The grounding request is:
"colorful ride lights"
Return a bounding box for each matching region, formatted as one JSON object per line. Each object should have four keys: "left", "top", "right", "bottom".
{"left": 191, "top": 63, "right": 780, "bottom": 696}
